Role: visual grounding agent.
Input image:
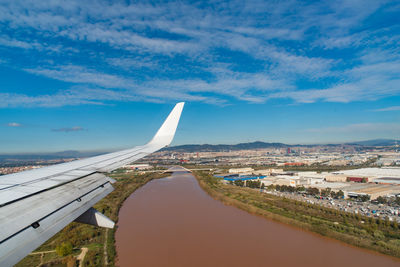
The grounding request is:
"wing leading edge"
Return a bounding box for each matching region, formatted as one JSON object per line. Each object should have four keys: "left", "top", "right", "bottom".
{"left": 0, "top": 102, "right": 184, "bottom": 266}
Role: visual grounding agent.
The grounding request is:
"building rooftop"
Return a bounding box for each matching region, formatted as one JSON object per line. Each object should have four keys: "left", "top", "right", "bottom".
{"left": 332, "top": 167, "right": 400, "bottom": 178}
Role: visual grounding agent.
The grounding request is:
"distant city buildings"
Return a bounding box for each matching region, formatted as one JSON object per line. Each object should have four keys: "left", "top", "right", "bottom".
{"left": 2, "top": 144, "right": 399, "bottom": 201}
{"left": 146, "top": 145, "right": 399, "bottom": 168}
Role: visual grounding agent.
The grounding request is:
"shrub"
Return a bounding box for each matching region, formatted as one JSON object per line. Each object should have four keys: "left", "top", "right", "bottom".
{"left": 56, "top": 242, "right": 73, "bottom": 257}
{"left": 376, "top": 241, "right": 389, "bottom": 249}
{"left": 373, "top": 230, "right": 385, "bottom": 240}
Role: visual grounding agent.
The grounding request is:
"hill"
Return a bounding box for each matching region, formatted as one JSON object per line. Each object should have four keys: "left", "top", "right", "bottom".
{"left": 346, "top": 139, "right": 399, "bottom": 146}
{"left": 164, "top": 139, "right": 399, "bottom": 152}
{"left": 164, "top": 141, "right": 289, "bottom": 152}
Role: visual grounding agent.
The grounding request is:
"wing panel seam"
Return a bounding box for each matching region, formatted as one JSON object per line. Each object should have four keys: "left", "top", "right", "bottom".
{"left": 0, "top": 180, "right": 112, "bottom": 244}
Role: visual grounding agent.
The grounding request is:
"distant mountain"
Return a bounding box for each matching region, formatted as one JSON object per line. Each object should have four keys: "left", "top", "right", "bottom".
{"left": 163, "top": 141, "right": 289, "bottom": 152}
{"left": 165, "top": 139, "right": 400, "bottom": 152}
{"left": 346, "top": 139, "right": 399, "bottom": 146}
{"left": 1, "top": 139, "right": 397, "bottom": 161}
{"left": 0, "top": 150, "right": 104, "bottom": 162}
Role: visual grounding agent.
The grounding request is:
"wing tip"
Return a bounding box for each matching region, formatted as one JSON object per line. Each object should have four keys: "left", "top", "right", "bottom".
{"left": 175, "top": 102, "right": 185, "bottom": 111}
{"left": 148, "top": 102, "right": 185, "bottom": 147}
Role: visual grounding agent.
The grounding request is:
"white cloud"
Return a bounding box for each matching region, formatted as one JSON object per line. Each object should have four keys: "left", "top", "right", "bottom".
{"left": 14, "top": 63, "right": 293, "bottom": 106}
{"left": 25, "top": 65, "right": 134, "bottom": 89}
{"left": 52, "top": 126, "right": 84, "bottom": 132}
{"left": 373, "top": 106, "right": 400, "bottom": 112}
{"left": 0, "top": 0, "right": 398, "bottom": 106}
{"left": 106, "top": 57, "right": 157, "bottom": 70}
{"left": 231, "top": 27, "right": 304, "bottom": 41}
{"left": 269, "top": 53, "right": 400, "bottom": 103}
{"left": 7, "top": 122, "right": 22, "bottom": 127}
{"left": 0, "top": 35, "right": 64, "bottom": 53}
{"left": 0, "top": 36, "right": 39, "bottom": 49}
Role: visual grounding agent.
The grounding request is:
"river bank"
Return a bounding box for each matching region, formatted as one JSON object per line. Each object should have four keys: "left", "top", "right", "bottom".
{"left": 193, "top": 170, "right": 400, "bottom": 259}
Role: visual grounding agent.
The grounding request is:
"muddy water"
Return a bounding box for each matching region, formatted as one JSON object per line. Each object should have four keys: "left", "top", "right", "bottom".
{"left": 115, "top": 170, "right": 399, "bottom": 267}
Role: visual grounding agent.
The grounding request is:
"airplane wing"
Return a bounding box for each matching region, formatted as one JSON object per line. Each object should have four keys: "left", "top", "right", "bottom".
{"left": 0, "top": 102, "right": 184, "bottom": 266}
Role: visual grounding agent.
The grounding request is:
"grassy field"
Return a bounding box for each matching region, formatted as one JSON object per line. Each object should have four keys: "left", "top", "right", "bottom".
{"left": 193, "top": 170, "right": 400, "bottom": 259}
{"left": 16, "top": 171, "right": 169, "bottom": 267}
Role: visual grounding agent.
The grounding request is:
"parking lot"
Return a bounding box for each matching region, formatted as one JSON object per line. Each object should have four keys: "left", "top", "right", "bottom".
{"left": 264, "top": 190, "right": 400, "bottom": 223}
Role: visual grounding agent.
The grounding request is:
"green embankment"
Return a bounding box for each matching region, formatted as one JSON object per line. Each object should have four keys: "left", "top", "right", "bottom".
{"left": 193, "top": 170, "right": 400, "bottom": 259}
{"left": 16, "top": 171, "right": 169, "bottom": 267}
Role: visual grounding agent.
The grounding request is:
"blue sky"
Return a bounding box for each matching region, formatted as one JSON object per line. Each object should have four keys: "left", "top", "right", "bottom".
{"left": 0, "top": 0, "right": 399, "bottom": 153}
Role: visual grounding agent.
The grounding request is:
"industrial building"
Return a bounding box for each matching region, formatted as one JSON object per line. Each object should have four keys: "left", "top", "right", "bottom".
{"left": 228, "top": 167, "right": 254, "bottom": 174}
{"left": 253, "top": 168, "right": 284, "bottom": 176}
{"left": 373, "top": 177, "right": 400, "bottom": 185}
{"left": 216, "top": 167, "right": 400, "bottom": 199}
{"left": 325, "top": 174, "right": 349, "bottom": 182}
{"left": 223, "top": 175, "right": 266, "bottom": 182}
{"left": 124, "top": 164, "right": 153, "bottom": 170}
{"left": 332, "top": 167, "right": 400, "bottom": 183}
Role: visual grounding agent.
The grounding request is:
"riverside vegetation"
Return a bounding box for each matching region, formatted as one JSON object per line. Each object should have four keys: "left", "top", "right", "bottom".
{"left": 193, "top": 170, "right": 400, "bottom": 259}
{"left": 16, "top": 171, "right": 169, "bottom": 267}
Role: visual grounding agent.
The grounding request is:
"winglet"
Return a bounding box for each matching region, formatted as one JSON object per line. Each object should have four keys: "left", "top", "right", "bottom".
{"left": 148, "top": 102, "right": 184, "bottom": 148}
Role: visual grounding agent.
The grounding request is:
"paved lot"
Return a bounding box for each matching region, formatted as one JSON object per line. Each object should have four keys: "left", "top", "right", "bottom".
{"left": 264, "top": 190, "right": 400, "bottom": 223}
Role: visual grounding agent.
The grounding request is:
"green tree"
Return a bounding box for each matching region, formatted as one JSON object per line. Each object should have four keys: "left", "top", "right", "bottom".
{"left": 56, "top": 242, "right": 73, "bottom": 257}
{"left": 306, "top": 187, "right": 319, "bottom": 196}
{"left": 234, "top": 180, "right": 244, "bottom": 187}
{"left": 376, "top": 196, "right": 387, "bottom": 204}
{"left": 359, "top": 195, "right": 370, "bottom": 202}
{"left": 392, "top": 220, "right": 399, "bottom": 230}
{"left": 337, "top": 190, "right": 344, "bottom": 199}
{"left": 267, "top": 184, "right": 275, "bottom": 190}
{"left": 246, "top": 180, "right": 261, "bottom": 188}
{"left": 296, "top": 186, "right": 306, "bottom": 192}
{"left": 321, "top": 188, "right": 331, "bottom": 197}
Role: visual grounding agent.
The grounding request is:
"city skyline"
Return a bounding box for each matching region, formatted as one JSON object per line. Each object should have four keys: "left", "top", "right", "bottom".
{"left": 1, "top": 1, "right": 399, "bottom": 153}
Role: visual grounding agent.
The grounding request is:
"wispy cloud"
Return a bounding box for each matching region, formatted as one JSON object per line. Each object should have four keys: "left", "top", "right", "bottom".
{"left": 0, "top": 36, "right": 41, "bottom": 49}
{"left": 0, "top": 87, "right": 145, "bottom": 108}
{"left": 269, "top": 55, "right": 400, "bottom": 103}
{"left": 52, "top": 126, "right": 85, "bottom": 132}
{"left": 0, "top": 0, "right": 398, "bottom": 106}
{"left": 373, "top": 106, "right": 400, "bottom": 112}
{"left": 6, "top": 122, "right": 22, "bottom": 127}
{"left": 25, "top": 65, "right": 135, "bottom": 89}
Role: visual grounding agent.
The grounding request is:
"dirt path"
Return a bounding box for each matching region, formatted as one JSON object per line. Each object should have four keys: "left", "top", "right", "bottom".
{"left": 77, "top": 247, "right": 88, "bottom": 267}
{"left": 103, "top": 228, "right": 109, "bottom": 266}
{"left": 29, "top": 250, "right": 55, "bottom": 267}
{"left": 29, "top": 248, "right": 88, "bottom": 267}
{"left": 29, "top": 250, "right": 55, "bottom": 255}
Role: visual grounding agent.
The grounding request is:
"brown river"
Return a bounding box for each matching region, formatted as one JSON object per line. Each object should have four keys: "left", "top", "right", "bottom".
{"left": 115, "top": 168, "right": 400, "bottom": 267}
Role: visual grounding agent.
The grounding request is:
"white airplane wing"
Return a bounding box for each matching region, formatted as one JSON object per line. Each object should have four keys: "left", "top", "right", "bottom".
{"left": 0, "top": 102, "right": 184, "bottom": 266}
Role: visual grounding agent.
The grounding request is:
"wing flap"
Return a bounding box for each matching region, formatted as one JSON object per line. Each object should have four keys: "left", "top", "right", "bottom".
{"left": 0, "top": 182, "right": 113, "bottom": 266}
{"left": 0, "top": 173, "right": 112, "bottom": 242}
